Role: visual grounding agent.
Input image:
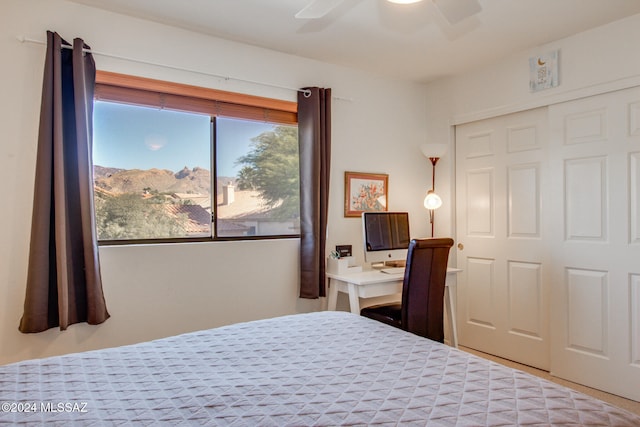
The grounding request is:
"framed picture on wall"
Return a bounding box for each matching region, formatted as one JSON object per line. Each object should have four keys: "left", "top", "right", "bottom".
{"left": 529, "top": 49, "right": 559, "bottom": 92}
{"left": 344, "top": 171, "right": 388, "bottom": 217}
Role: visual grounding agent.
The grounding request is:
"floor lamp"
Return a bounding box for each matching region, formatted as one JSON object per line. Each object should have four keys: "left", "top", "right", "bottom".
{"left": 420, "top": 143, "right": 447, "bottom": 237}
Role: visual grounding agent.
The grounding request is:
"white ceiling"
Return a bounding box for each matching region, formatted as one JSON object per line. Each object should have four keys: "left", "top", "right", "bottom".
{"left": 68, "top": 0, "right": 640, "bottom": 83}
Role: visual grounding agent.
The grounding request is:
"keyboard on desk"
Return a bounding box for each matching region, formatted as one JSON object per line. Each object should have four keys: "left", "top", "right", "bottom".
{"left": 380, "top": 267, "right": 405, "bottom": 274}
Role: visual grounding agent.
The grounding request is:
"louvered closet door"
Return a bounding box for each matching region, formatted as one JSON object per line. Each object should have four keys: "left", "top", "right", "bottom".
{"left": 548, "top": 87, "right": 640, "bottom": 401}
{"left": 455, "top": 107, "right": 551, "bottom": 370}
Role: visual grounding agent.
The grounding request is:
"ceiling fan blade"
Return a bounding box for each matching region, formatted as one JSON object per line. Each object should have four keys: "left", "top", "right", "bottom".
{"left": 295, "top": 0, "right": 345, "bottom": 19}
{"left": 433, "top": 0, "right": 482, "bottom": 25}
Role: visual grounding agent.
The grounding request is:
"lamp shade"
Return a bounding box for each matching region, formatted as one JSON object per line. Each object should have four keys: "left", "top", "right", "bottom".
{"left": 420, "top": 143, "right": 448, "bottom": 159}
{"left": 424, "top": 190, "right": 442, "bottom": 210}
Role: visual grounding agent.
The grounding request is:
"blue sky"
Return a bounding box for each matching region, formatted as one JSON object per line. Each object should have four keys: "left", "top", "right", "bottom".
{"left": 93, "top": 101, "right": 276, "bottom": 177}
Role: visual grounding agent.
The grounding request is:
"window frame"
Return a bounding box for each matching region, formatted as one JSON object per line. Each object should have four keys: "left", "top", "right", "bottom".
{"left": 94, "top": 71, "right": 300, "bottom": 245}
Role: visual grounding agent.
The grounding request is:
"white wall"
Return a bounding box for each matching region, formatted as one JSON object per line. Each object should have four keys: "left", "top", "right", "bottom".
{"left": 0, "top": 0, "right": 430, "bottom": 365}
{"left": 425, "top": 13, "right": 640, "bottom": 240}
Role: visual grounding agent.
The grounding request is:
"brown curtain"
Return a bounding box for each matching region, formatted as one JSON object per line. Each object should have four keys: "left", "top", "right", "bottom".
{"left": 19, "top": 31, "right": 109, "bottom": 333}
{"left": 298, "top": 87, "right": 332, "bottom": 298}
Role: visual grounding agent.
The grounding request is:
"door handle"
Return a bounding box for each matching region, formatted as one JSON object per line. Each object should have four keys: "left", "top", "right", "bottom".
{"left": 457, "top": 243, "right": 464, "bottom": 250}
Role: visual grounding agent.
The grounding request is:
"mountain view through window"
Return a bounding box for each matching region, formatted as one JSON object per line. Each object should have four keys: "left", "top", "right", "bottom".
{"left": 93, "top": 101, "right": 299, "bottom": 242}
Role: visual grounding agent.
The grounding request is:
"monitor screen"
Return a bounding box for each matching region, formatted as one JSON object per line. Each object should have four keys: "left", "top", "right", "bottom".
{"left": 362, "top": 212, "right": 411, "bottom": 265}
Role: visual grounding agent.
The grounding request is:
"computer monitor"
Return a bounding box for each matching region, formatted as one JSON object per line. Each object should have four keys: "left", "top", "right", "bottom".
{"left": 362, "top": 211, "right": 411, "bottom": 266}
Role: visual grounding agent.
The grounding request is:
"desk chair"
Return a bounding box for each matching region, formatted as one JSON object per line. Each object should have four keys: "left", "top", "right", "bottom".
{"left": 361, "top": 238, "right": 454, "bottom": 342}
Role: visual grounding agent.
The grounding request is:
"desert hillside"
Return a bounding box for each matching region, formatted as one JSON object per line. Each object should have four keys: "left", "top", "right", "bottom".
{"left": 93, "top": 165, "right": 233, "bottom": 195}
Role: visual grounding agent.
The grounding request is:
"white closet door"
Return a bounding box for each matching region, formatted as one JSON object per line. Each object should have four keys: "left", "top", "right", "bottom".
{"left": 455, "top": 107, "right": 551, "bottom": 370}
{"left": 548, "top": 87, "right": 640, "bottom": 400}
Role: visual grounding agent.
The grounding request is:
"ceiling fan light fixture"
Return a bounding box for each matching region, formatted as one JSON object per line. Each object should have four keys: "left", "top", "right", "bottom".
{"left": 387, "top": 0, "right": 424, "bottom": 4}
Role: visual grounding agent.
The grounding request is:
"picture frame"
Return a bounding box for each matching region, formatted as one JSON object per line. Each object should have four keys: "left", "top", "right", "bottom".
{"left": 344, "top": 171, "right": 388, "bottom": 217}
{"left": 529, "top": 49, "right": 559, "bottom": 92}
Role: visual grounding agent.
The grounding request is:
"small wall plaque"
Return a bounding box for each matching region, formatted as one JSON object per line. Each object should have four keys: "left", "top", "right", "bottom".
{"left": 529, "top": 49, "right": 559, "bottom": 92}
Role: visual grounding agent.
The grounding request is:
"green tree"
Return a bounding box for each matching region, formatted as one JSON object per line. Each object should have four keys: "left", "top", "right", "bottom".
{"left": 236, "top": 126, "right": 299, "bottom": 219}
{"left": 95, "top": 193, "right": 188, "bottom": 240}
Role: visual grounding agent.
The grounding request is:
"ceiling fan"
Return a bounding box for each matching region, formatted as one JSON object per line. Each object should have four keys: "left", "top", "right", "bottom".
{"left": 295, "top": 0, "right": 482, "bottom": 25}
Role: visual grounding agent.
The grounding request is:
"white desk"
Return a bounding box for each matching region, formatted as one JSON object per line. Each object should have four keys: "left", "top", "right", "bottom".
{"left": 326, "top": 268, "right": 462, "bottom": 347}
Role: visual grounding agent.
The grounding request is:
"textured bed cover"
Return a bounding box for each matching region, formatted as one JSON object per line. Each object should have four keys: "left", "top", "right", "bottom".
{"left": 1, "top": 311, "right": 639, "bottom": 426}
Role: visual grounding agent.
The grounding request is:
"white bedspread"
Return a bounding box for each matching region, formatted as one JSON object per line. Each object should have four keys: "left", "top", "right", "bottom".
{"left": 1, "top": 311, "right": 639, "bottom": 426}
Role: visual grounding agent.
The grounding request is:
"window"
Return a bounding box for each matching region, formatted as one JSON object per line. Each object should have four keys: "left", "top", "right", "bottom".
{"left": 92, "top": 71, "right": 299, "bottom": 243}
{"left": 216, "top": 117, "right": 299, "bottom": 237}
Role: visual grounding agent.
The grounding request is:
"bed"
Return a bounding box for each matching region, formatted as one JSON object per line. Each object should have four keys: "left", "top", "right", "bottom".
{"left": 1, "top": 311, "right": 639, "bottom": 426}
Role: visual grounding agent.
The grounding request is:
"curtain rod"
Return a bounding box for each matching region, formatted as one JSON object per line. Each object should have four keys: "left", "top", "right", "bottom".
{"left": 17, "top": 36, "right": 353, "bottom": 101}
